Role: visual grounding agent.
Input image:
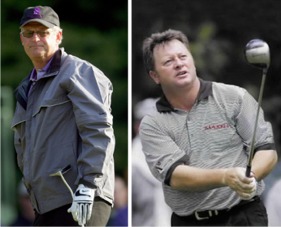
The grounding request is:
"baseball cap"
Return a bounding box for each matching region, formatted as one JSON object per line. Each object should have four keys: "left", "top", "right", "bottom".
{"left": 20, "top": 6, "right": 60, "bottom": 28}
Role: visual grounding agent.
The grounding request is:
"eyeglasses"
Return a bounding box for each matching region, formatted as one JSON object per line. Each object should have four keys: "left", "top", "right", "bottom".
{"left": 20, "top": 30, "right": 51, "bottom": 38}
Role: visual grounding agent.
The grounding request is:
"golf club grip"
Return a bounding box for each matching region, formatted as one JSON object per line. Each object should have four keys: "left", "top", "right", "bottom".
{"left": 245, "top": 165, "right": 251, "bottom": 177}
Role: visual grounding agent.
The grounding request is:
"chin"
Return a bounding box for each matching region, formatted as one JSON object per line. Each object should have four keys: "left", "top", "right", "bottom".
{"left": 178, "top": 77, "right": 197, "bottom": 88}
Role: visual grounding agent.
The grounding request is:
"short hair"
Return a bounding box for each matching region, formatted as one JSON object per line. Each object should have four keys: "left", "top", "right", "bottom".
{"left": 52, "top": 26, "right": 63, "bottom": 45}
{"left": 142, "top": 29, "right": 190, "bottom": 74}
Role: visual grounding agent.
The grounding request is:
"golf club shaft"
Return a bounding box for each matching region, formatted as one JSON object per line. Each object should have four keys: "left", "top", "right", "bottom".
{"left": 58, "top": 173, "right": 85, "bottom": 227}
{"left": 58, "top": 172, "right": 74, "bottom": 197}
{"left": 246, "top": 68, "right": 267, "bottom": 177}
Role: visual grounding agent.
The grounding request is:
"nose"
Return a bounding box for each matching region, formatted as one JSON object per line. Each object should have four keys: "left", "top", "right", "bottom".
{"left": 31, "top": 32, "right": 41, "bottom": 40}
{"left": 174, "top": 57, "right": 183, "bottom": 68}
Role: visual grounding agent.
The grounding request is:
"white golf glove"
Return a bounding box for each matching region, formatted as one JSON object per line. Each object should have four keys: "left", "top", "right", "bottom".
{"left": 68, "top": 184, "right": 95, "bottom": 226}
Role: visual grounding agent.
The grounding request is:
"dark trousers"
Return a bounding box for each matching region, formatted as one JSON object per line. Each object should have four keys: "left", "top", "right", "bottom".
{"left": 34, "top": 198, "right": 112, "bottom": 226}
{"left": 171, "top": 197, "right": 268, "bottom": 226}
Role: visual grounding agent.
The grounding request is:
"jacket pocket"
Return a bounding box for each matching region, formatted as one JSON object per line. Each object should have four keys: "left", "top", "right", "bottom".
{"left": 11, "top": 104, "right": 26, "bottom": 129}
{"left": 36, "top": 142, "right": 78, "bottom": 200}
{"left": 32, "top": 95, "right": 71, "bottom": 117}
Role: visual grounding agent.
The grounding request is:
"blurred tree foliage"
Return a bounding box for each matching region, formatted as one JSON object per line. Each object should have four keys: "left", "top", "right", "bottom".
{"left": 132, "top": 0, "right": 281, "bottom": 155}
{"left": 1, "top": 0, "right": 128, "bottom": 175}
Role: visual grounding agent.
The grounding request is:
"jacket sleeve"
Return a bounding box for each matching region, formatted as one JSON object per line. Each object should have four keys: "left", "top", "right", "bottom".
{"left": 67, "top": 63, "right": 115, "bottom": 189}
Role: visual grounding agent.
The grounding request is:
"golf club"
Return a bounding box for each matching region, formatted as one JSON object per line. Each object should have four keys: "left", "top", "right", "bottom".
{"left": 244, "top": 39, "right": 270, "bottom": 177}
{"left": 50, "top": 166, "right": 85, "bottom": 227}
{"left": 49, "top": 165, "right": 74, "bottom": 197}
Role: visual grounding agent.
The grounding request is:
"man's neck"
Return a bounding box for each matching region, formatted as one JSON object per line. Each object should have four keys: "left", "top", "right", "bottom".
{"left": 31, "top": 49, "right": 58, "bottom": 70}
{"left": 164, "top": 77, "right": 200, "bottom": 111}
{"left": 32, "top": 58, "right": 50, "bottom": 70}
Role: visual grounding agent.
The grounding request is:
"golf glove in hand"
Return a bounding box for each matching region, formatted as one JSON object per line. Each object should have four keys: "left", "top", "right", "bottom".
{"left": 68, "top": 184, "right": 95, "bottom": 226}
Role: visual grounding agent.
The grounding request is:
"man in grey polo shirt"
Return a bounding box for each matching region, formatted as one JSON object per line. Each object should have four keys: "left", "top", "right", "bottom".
{"left": 139, "top": 29, "right": 278, "bottom": 226}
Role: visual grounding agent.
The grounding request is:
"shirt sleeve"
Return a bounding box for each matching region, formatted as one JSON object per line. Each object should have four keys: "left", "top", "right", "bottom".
{"left": 139, "top": 114, "right": 189, "bottom": 185}
{"left": 235, "top": 88, "right": 275, "bottom": 152}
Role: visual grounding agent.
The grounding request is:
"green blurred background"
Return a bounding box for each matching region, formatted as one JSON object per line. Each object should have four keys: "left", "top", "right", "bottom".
{"left": 1, "top": 0, "right": 128, "bottom": 225}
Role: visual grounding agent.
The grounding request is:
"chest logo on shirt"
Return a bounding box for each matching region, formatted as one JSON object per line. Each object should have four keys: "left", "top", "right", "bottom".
{"left": 204, "top": 123, "right": 230, "bottom": 130}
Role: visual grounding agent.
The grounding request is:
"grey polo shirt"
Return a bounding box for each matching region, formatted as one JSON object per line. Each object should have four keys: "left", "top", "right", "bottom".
{"left": 139, "top": 79, "right": 275, "bottom": 216}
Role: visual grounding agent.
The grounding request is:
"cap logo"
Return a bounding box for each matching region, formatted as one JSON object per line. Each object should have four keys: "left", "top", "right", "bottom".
{"left": 33, "top": 7, "right": 41, "bottom": 16}
{"left": 27, "top": 7, "right": 42, "bottom": 19}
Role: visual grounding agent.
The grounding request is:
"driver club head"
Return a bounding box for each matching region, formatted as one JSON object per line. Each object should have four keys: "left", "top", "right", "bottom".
{"left": 245, "top": 39, "right": 270, "bottom": 70}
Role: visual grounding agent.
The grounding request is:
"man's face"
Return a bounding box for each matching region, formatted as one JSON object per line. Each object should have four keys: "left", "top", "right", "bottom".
{"left": 20, "top": 22, "right": 62, "bottom": 63}
{"left": 149, "top": 39, "right": 197, "bottom": 91}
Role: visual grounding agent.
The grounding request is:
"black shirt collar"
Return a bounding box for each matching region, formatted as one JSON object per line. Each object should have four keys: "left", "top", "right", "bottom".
{"left": 156, "top": 78, "right": 213, "bottom": 113}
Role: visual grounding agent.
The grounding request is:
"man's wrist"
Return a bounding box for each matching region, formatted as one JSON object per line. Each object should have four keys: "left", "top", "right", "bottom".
{"left": 78, "top": 179, "right": 97, "bottom": 189}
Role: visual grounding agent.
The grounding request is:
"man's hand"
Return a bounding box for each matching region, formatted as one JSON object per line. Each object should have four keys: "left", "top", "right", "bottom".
{"left": 223, "top": 167, "right": 257, "bottom": 200}
{"left": 67, "top": 184, "right": 95, "bottom": 226}
{"left": 240, "top": 178, "right": 257, "bottom": 200}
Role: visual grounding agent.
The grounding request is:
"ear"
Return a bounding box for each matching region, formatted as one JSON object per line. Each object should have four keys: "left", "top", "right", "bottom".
{"left": 149, "top": 70, "right": 160, "bottom": 84}
{"left": 56, "top": 31, "right": 63, "bottom": 44}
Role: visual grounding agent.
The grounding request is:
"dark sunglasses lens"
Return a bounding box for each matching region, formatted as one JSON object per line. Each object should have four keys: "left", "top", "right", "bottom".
{"left": 38, "top": 32, "right": 48, "bottom": 37}
{"left": 22, "top": 31, "right": 49, "bottom": 38}
{"left": 22, "top": 31, "right": 34, "bottom": 38}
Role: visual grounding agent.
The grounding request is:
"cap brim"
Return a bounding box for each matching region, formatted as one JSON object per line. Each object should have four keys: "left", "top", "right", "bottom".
{"left": 20, "top": 19, "right": 55, "bottom": 28}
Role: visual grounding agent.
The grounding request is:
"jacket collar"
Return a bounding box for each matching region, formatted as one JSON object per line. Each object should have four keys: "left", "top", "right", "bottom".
{"left": 156, "top": 78, "right": 213, "bottom": 113}
{"left": 45, "top": 48, "right": 61, "bottom": 75}
{"left": 15, "top": 49, "right": 62, "bottom": 110}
